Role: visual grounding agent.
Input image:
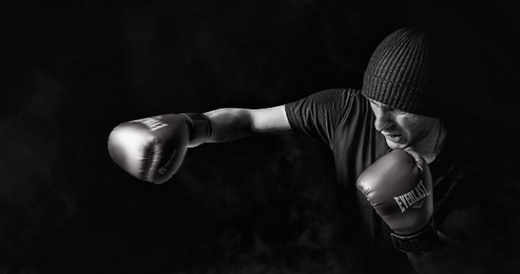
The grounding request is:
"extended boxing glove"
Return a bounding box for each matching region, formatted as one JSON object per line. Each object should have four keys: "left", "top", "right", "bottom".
{"left": 107, "top": 113, "right": 212, "bottom": 184}
{"left": 356, "top": 149, "right": 436, "bottom": 253}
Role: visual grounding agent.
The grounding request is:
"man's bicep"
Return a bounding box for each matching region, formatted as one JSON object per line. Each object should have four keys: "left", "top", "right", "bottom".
{"left": 249, "top": 105, "right": 293, "bottom": 135}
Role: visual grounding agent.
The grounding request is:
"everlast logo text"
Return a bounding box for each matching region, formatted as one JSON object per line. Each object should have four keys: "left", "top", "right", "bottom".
{"left": 393, "top": 181, "right": 430, "bottom": 213}
{"left": 133, "top": 117, "right": 168, "bottom": 132}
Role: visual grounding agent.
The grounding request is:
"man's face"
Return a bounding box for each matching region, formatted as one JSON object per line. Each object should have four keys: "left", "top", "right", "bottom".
{"left": 368, "top": 99, "right": 438, "bottom": 150}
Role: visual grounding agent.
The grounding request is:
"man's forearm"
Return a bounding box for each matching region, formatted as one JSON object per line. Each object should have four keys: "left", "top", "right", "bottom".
{"left": 203, "top": 108, "right": 254, "bottom": 143}
{"left": 407, "top": 232, "right": 489, "bottom": 274}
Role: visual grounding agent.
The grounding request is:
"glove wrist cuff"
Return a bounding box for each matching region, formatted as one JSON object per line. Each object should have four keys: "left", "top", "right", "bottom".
{"left": 180, "top": 113, "right": 212, "bottom": 147}
{"left": 391, "top": 218, "right": 437, "bottom": 254}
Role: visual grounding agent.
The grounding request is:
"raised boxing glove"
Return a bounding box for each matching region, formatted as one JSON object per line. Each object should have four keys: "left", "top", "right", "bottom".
{"left": 107, "top": 113, "right": 211, "bottom": 184}
{"left": 356, "top": 149, "right": 436, "bottom": 253}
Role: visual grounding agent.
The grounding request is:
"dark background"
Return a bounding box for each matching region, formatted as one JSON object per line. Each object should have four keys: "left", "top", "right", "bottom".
{"left": 2, "top": 0, "right": 520, "bottom": 273}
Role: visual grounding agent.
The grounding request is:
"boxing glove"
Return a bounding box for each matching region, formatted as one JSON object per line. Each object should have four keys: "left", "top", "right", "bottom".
{"left": 107, "top": 113, "right": 212, "bottom": 184}
{"left": 356, "top": 149, "right": 436, "bottom": 253}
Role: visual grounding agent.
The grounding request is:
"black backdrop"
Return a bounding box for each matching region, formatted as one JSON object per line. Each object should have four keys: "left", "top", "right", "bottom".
{"left": 2, "top": 1, "right": 520, "bottom": 273}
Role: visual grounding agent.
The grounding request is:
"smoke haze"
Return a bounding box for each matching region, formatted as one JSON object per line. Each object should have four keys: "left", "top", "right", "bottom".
{"left": 1, "top": 1, "right": 520, "bottom": 273}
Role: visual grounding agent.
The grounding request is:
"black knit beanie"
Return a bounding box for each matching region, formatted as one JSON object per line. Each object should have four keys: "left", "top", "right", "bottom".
{"left": 362, "top": 27, "right": 445, "bottom": 117}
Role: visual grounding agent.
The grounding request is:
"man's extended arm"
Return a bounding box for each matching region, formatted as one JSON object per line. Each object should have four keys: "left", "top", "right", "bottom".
{"left": 107, "top": 105, "right": 292, "bottom": 183}
{"left": 203, "top": 105, "right": 293, "bottom": 143}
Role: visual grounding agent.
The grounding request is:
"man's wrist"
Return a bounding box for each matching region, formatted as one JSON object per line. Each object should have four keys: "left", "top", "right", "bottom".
{"left": 180, "top": 113, "right": 212, "bottom": 147}
{"left": 391, "top": 218, "right": 438, "bottom": 254}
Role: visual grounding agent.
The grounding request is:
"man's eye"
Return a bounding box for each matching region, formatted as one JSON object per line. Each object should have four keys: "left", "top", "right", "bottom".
{"left": 391, "top": 108, "right": 405, "bottom": 114}
{"left": 369, "top": 100, "right": 405, "bottom": 114}
{"left": 381, "top": 106, "right": 396, "bottom": 112}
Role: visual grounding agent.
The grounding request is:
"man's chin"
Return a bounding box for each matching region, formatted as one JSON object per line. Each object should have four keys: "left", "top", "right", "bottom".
{"left": 386, "top": 139, "right": 407, "bottom": 150}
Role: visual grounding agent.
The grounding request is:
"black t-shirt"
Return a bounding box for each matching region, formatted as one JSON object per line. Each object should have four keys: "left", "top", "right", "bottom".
{"left": 285, "top": 88, "right": 520, "bottom": 273}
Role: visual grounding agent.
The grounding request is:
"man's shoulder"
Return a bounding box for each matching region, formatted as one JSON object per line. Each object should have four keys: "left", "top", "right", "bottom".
{"left": 462, "top": 115, "right": 519, "bottom": 155}
{"left": 286, "top": 88, "right": 366, "bottom": 115}
{"left": 315, "top": 88, "right": 362, "bottom": 97}
{"left": 310, "top": 88, "right": 366, "bottom": 109}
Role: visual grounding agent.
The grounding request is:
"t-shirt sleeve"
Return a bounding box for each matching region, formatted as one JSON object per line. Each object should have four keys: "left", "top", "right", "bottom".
{"left": 285, "top": 88, "right": 360, "bottom": 146}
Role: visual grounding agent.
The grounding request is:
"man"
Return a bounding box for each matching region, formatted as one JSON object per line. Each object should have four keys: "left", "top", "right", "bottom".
{"left": 108, "top": 27, "right": 520, "bottom": 273}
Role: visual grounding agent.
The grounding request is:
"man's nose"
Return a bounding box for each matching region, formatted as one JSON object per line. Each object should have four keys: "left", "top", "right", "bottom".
{"left": 373, "top": 109, "right": 393, "bottom": 132}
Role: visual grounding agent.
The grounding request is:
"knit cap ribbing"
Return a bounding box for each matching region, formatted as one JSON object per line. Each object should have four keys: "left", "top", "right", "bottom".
{"left": 362, "top": 27, "right": 443, "bottom": 117}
